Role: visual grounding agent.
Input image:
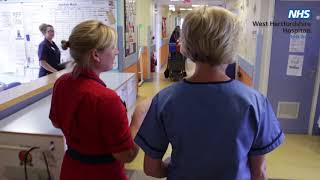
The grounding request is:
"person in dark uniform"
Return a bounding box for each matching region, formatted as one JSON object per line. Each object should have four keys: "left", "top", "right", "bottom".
{"left": 165, "top": 26, "right": 187, "bottom": 79}
{"left": 38, "top": 23, "right": 62, "bottom": 77}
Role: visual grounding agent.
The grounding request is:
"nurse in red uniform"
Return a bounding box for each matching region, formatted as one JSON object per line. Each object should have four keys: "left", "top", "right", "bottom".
{"left": 49, "top": 20, "right": 141, "bottom": 180}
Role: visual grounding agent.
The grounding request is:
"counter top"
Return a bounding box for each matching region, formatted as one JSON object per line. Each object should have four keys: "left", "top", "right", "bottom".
{"left": 0, "top": 70, "right": 68, "bottom": 111}
{"left": 0, "top": 71, "right": 135, "bottom": 136}
{"left": 0, "top": 70, "right": 134, "bottom": 110}
{"left": 0, "top": 95, "right": 61, "bottom": 136}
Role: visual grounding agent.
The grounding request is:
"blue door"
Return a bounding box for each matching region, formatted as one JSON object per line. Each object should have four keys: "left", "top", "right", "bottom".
{"left": 268, "top": 0, "right": 320, "bottom": 133}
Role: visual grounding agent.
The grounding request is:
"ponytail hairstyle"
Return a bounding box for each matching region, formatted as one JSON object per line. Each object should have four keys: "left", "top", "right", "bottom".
{"left": 39, "top": 23, "right": 53, "bottom": 35}
{"left": 61, "top": 20, "right": 117, "bottom": 76}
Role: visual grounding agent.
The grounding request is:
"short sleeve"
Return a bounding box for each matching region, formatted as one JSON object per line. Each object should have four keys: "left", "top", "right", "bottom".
{"left": 134, "top": 95, "right": 169, "bottom": 159}
{"left": 38, "top": 43, "right": 48, "bottom": 61}
{"left": 98, "top": 93, "right": 134, "bottom": 153}
{"left": 49, "top": 78, "right": 62, "bottom": 127}
{"left": 49, "top": 83, "right": 58, "bottom": 125}
{"left": 249, "top": 98, "right": 285, "bottom": 155}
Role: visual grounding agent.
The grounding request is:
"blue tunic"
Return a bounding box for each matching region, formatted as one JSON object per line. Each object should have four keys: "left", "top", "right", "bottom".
{"left": 38, "top": 39, "right": 61, "bottom": 77}
{"left": 135, "top": 79, "right": 284, "bottom": 180}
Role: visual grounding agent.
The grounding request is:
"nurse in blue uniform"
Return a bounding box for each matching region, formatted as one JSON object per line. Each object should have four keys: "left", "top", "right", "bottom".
{"left": 135, "top": 6, "right": 284, "bottom": 180}
{"left": 38, "top": 23, "right": 62, "bottom": 77}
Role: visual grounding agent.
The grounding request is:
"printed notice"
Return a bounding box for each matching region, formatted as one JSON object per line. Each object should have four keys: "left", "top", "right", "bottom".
{"left": 289, "top": 33, "right": 306, "bottom": 53}
{"left": 0, "top": 0, "right": 118, "bottom": 76}
{"left": 286, "top": 55, "right": 304, "bottom": 76}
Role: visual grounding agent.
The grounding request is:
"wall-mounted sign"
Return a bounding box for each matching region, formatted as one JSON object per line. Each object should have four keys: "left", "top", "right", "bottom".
{"left": 124, "top": 0, "right": 137, "bottom": 57}
{"left": 286, "top": 54, "right": 304, "bottom": 76}
{"left": 289, "top": 33, "right": 306, "bottom": 53}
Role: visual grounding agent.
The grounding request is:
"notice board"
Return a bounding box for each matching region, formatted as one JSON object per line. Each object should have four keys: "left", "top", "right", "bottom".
{"left": 0, "top": 0, "right": 117, "bottom": 76}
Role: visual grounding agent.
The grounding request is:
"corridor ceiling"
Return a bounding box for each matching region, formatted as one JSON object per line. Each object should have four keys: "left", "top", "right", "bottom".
{"left": 155, "top": 0, "right": 225, "bottom": 6}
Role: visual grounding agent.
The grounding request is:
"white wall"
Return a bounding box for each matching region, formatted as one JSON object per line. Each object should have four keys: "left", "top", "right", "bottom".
{"left": 226, "top": 0, "right": 275, "bottom": 95}
{"left": 167, "top": 10, "right": 189, "bottom": 35}
{"left": 258, "top": 0, "right": 275, "bottom": 95}
{"left": 226, "top": 0, "right": 262, "bottom": 64}
{"left": 136, "top": 0, "right": 153, "bottom": 46}
{"left": 159, "top": 5, "right": 170, "bottom": 39}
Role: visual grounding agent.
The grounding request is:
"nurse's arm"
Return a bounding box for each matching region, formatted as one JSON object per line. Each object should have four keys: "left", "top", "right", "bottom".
{"left": 249, "top": 155, "right": 267, "bottom": 180}
{"left": 112, "top": 144, "right": 139, "bottom": 163}
{"left": 40, "top": 60, "right": 58, "bottom": 73}
{"left": 112, "top": 99, "right": 153, "bottom": 163}
{"left": 143, "top": 155, "right": 168, "bottom": 178}
{"left": 110, "top": 98, "right": 155, "bottom": 164}
{"left": 130, "top": 98, "right": 153, "bottom": 137}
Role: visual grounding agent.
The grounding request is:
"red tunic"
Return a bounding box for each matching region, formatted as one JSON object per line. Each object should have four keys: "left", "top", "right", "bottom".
{"left": 50, "top": 69, "right": 134, "bottom": 180}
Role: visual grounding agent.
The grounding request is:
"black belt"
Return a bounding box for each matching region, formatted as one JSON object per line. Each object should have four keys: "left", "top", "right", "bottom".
{"left": 66, "top": 148, "right": 116, "bottom": 164}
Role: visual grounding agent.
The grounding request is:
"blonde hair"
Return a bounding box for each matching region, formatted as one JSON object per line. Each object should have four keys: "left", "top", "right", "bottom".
{"left": 61, "top": 20, "right": 117, "bottom": 72}
{"left": 39, "top": 23, "right": 53, "bottom": 35}
{"left": 180, "top": 6, "right": 240, "bottom": 65}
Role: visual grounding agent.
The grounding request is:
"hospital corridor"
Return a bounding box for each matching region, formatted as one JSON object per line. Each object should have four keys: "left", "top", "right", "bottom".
{"left": 0, "top": 0, "right": 320, "bottom": 180}
{"left": 126, "top": 66, "right": 320, "bottom": 180}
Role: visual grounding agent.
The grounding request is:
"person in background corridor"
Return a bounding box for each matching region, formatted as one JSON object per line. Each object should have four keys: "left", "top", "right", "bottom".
{"left": 38, "top": 23, "right": 63, "bottom": 77}
{"left": 49, "top": 20, "right": 141, "bottom": 180}
{"left": 169, "top": 26, "right": 180, "bottom": 44}
{"left": 135, "top": 6, "right": 284, "bottom": 180}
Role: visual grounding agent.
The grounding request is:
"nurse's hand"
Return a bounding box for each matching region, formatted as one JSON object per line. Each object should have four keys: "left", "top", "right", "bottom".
{"left": 130, "top": 98, "right": 152, "bottom": 138}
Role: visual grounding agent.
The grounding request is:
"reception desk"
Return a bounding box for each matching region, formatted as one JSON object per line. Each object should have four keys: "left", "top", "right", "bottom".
{"left": 0, "top": 71, "right": 137, "bottom": 180}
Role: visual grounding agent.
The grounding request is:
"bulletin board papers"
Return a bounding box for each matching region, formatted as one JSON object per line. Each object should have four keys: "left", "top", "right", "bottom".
{"left": 124, "top": 0, "right": 137, "bottom": 57}
{"left": 22, "top": 0, "right": 116, "bottom": 65}
{"left": 286, "top": 55, "right": 304, "bottom": 76}
{"left": 0, "top": 0, "right": 118, "bottom": 75}
{"left": 0, "top": 4, "right": 26, "bottom": 73}
{"left": 289, "top": 33, "right": 306, "bottom": 53}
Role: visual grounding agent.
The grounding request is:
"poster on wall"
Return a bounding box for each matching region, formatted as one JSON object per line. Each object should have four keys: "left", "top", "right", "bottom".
{"left": 124, "top": 0, "right": 136, "bottom": 57}
{"left": 0, "top": 3, "right": 26, "bottom": 74}
{"left": 162, "top": 17, "right": 167, "bottom": 39}
{"left": 286, "top": 54, "right": 304, "bottom": 76}
{"left": 22, "top": 0, "right": 117, "bottom": 67}
{"left": 289, "top": 33, "right": 306, "bottom": 53}
{"left": 0, "top": 0, "right": 118, "bottom": 78}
